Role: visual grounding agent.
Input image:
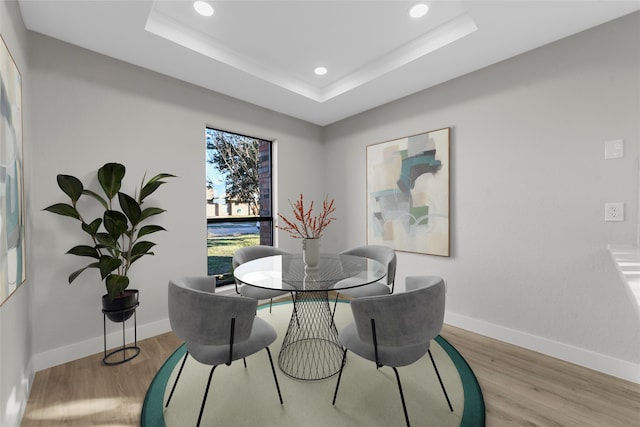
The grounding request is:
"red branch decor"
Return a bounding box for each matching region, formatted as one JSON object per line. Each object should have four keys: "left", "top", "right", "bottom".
{"left": 276, "top": 194, "right": 336, "bottom": 239}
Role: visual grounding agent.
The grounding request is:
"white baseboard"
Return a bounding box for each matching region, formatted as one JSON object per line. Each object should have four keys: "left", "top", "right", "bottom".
{"left": 32, "top": 318, "right": 171, "bottom": 372}
{"left": 33, "top": 301, "right": 639, "bottom": 384}
{"left": 444, "top": 310, "right": 640, "bottom": 384}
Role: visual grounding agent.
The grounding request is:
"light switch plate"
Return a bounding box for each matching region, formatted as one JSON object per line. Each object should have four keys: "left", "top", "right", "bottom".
{"left": 605, "top": 139, "right": 624, "bottom": 159}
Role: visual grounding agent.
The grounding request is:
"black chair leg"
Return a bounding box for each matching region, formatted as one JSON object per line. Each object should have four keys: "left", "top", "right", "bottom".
{"left": 243, "top": 357, "right": 247, "bottom": 368}
{"left": 332, "top": 348, "right": 349, "bottom": 405}
{"left": 197, "top": 365, "right": 218, "bottom": 427}
{"left": 269, "top": 298, "right": 273, "bottom": 313}
{"left": 331, "top": 293, "right": 340, "bottom": 321}
{"left": 165, "top": 350, "right": 189, "bottom": 408}
{"left": 428, "top": 349, "right": 454, "bottom": 412}
{"left": 265, "top": 347, "right": 284, "bottom": 404}
{"left": 392, "top": 367, "right": 411, "bottom": 427}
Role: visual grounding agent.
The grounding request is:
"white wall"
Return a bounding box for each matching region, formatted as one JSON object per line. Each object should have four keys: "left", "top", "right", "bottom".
{"left": 324, "top": 12, "right": 640, "bottom": 381}
{"left": 0, "top": 2, "right": 32, "bottom": 426}
{"left": 28, "top": 33, "right": 324, "bottom": 369}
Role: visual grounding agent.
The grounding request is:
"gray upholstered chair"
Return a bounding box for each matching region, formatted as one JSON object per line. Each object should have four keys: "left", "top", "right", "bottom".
{"left": 232, "top": 245, "right": 292, "bottom": 312}
{"left": 330, "top": 245, "right": 397, "bottom": 313}
{"left": 332, "top": 275, "right": 453, "bottom": 427}
{"left": 165, "top": 277, "right": 283, "bottom": 427}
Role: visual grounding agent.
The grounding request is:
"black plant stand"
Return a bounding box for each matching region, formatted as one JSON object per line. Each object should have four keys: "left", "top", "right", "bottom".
{"left": 102, "top": 299, "right": 140, "bottom": 365}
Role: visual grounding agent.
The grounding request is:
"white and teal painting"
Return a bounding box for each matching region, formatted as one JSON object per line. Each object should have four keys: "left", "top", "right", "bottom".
{"left": 367, "top": 128, "right": 450, "bottom": 256}
{"left": 0, "top": 36, "right": 25, "bottom": 304}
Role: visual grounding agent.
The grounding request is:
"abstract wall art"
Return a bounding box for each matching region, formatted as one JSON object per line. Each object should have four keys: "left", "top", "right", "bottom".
{"left": 0, "top": 35, "right": 25, "bottom": 305}
{"left": 367, "top": 128, "right": 450, "bottom": 256}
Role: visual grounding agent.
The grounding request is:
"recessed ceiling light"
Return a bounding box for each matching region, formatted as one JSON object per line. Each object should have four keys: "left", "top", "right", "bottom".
{"left": 314, "top": 66, "right": 328, "bottom": 76}
{"left": 194, "top": 1, "right": 214, "bottom": 17}
{"left": 409, "top": 3, "right": 429, "bottom": 19}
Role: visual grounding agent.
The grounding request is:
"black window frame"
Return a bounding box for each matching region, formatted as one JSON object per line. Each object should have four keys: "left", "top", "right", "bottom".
{"left": 206, "top": 127, "right": 274, "bottom": 284}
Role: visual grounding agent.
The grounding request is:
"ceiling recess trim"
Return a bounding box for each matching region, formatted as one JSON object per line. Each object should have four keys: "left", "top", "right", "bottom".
{"left": 321, "top": 13, "right": 478, "bottom": 102}
{"left": 145, "top": 7, "right": 477, "bottom": 104}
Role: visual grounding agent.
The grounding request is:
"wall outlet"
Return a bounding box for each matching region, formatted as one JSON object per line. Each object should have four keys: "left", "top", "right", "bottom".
{"left": 605, "top": 202, "right": 624, "bottom": 221}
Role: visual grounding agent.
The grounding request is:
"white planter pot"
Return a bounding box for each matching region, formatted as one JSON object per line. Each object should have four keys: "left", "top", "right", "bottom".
{"left": 302, "top": 238, "right": 321, "bottom": 268}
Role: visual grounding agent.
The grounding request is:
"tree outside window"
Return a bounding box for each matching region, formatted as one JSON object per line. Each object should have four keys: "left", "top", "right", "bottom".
{"left": 206, "top": 128, "right": 272, "bottom": 285}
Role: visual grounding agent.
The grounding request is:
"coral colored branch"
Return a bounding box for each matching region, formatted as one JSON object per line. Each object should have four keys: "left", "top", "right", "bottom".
{"left": 276, "top": 194, "right": 336, "bottom": 239}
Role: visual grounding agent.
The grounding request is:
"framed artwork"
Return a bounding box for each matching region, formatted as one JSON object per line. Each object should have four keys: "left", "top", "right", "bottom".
{"left": 367, "top": 127, "right": 450, "bottom": 256}
{"left": 0, "top": 35, "right": 25, "bottom": 305}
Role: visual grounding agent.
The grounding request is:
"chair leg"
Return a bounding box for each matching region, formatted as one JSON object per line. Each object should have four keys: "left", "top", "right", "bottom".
{"left": 428, "top": 349, "right": 454, "bottom": 412}
{"left": 243, "top": 357, "right": 247, "bottom": 368}
{"left": 331, "top": 292, "right": 340, "bottom": 321}
{"left": 392, "top": 367, "right": 411, "bottom": 427}
{"left": 332, "top": 348, "right": 349, "bottom": 405}
{"left": 269, "top": 298, "right": 273, "bottom": 313}
{"left": 197, "top": 365, "right": 218, "bottom": 427}
{"left": 165, "top": 350, "right": 189, "bottom": 408}
{"left": 265, "top": 347, "right": 283, "bottom": 404}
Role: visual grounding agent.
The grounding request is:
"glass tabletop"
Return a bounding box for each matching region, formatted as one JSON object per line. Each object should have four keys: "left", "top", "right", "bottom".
{"left": 233, "top": 253, "right": 387, "bottom": 292}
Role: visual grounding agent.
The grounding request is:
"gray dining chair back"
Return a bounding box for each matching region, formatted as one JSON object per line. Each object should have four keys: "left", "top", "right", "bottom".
{"left": 174, "top": 274, "right": 216, "bottom": 293}
{"left": 233, "top": 245, "right": 292, "bottom": 312}
{"left": 331, "top": 245, "right": 397, "bottom": 315}
{"left": 351, "top": 277, "right": 441, "bottom": 360}
{"left": 166, "top": 277, "right": 283, "bottom": 427}
{"left": 342, "top": 244, "right": 397, "bottom": 289}
{"left": 232, "top": 245, "right": 290, "bottom": 269}
{"left": 332, "top": 275, "right": 453, "bottom": 427}
{"left": 169, "top": 278, "right": 256, "bottom": 348}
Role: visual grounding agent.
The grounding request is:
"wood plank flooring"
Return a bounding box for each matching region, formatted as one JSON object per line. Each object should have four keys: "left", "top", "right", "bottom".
{"left": 442, "top": 325, "right": 640, "bottom": 427}
{"left": 21, "top": 320, "right": 640, "bottom": 426}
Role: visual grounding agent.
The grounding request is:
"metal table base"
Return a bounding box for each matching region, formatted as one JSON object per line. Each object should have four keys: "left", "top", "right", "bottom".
{"left": 278, "top": 291, "right": 344, "bottom": 380}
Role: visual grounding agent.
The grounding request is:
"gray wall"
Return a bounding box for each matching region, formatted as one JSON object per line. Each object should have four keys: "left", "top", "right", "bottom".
{"left": 324, "top": 12, "right": 640, "bottom": 379}
{"left": 28, "top": 34, "right": 325, "bottom": 367}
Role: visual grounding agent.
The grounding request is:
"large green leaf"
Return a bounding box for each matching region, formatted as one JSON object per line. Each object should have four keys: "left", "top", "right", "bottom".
{"left": 127, "top": 241, "right": 156, "bottom": 266}
{"left": 66, "top": 245, "right": 100, "bottom": 258}
{"left": 81, "top": 218, "right": 102, "bottom": 237}
{"left": 138, "top": 181, "right": 162, "bottom": 203}
{"left": 95, "top": 232, "right": 118, "bottom": 250}
{"left": 131, "top": 241, "right": 156, "bottom": 258}
{"left": 139, "top": 173, "right": 175, "bottom": 202}
{"left": 118, "top": 192, "right": 141, "bottom": 226}
{"left": 97, "top": 163, "right": 125, "bottom": 200}
{"left": 43, "top": 203, "right": 80, "bottom": 220}
{"left": 105, "top": 274, "right": 129, "bottom": 301}
{"left": 98, "top": 256, "right": 122, "bottom": 279}
{"left": 137, "top": 225, "right": 165, "bottom": 238}
{"left": 68, "top": 262, "right": 99, "bottom": 284}
{"left": 103, "top": 210, "right": 128, "bottom": 240}
{"left": 56, "top": 174, "right": 83, "bottom": 203}
{"left": 139, "top": 207, "right": 165, "bottom": 223}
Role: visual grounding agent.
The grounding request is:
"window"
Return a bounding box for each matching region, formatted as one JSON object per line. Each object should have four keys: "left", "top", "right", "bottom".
{"left": 206, "top": 128, "right": 273, "bottom": 286}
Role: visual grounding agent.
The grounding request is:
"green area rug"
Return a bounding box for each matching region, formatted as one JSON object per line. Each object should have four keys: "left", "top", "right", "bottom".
{"left": 142, "top": 301, "right": 485, "bottom": 426}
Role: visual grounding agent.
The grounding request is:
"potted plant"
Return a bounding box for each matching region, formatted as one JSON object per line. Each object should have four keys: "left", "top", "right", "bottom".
{"left": 44, "top": 162, "right": 175, "bottom": 321}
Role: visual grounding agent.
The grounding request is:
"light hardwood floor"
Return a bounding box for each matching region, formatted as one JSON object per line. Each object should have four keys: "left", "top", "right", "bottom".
{"left": 21, "top": 322, "right": 640, "bottom": 426}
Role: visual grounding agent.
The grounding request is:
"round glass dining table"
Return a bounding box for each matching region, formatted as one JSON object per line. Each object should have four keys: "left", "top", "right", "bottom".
{"left": 233, "top": 253, "right": 387, "bottom": 380}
